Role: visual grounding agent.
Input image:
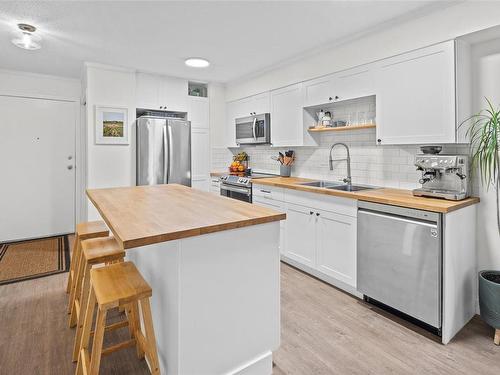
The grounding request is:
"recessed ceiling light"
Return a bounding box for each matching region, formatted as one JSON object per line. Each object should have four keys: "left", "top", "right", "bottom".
{"left": 11, "top": 23, "right": 41, "bottom": 50}
{"left": 185, "top": 58, "right": 210, "bottom": 68}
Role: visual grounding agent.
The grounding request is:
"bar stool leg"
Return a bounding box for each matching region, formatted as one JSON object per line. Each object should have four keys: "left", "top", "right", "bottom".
{"left": 89, "top": 307, "right": 107, "bottom": 375}
{"left": 68, "top": 244, "right": 84, "bottom": 318}
{"left": 72, "top": 263, "right": 92, "bottom": 360}
{"left": 134, "top": 301, "right": 146, "bottom": 359}
{"left": 75, "top": 287, "right": 96, "bottom": 375}
{"left": 66, "top": 233, "right": 80, "bottom": 294}
{"left": 140, "top": 298, "right": 160, "bottom": 374}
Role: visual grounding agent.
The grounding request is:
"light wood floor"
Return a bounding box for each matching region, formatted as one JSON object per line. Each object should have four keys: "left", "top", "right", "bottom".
{"left": 0, "top": 237, "right": 498, "bottom": 374}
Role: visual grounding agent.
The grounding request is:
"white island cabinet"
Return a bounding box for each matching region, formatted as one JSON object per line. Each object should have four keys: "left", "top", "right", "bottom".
{"left": 87, "top": 184, "right": 285, "bottom": 375}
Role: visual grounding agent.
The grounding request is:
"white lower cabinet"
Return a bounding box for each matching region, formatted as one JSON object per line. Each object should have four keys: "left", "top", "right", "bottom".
{"left": 209, "top": 177, "right": 220, "bottom": 195}
{"left": 253, "top": 198, "right": 285, "bottom": 253}
{"left": 283, "top": 202, "right": 316, "bottom": 268}
{"left": 252, "top": 185, "right": 358, "bottom": 293}
{"left": 315, "top": 209, "right": 356, "bottom": 287}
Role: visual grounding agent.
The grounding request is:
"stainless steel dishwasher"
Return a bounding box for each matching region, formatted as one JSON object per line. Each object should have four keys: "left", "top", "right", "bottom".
{"left": 357, "top": 201, "right": 442, "bottom": 333}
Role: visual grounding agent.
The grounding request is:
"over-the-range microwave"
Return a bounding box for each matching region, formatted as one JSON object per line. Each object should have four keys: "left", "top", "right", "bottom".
{"left": 235, "top": 113, "right": 271, "bottom": 145}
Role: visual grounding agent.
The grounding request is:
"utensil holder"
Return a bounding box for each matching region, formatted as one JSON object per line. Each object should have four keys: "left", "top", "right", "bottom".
{"left": 280, "top": 165, "right": 291, "bottom": 177}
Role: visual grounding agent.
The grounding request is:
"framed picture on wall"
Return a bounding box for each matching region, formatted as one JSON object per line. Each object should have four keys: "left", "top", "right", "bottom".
{"left": 95, "top": 106, "right": 129, "bottom": 145}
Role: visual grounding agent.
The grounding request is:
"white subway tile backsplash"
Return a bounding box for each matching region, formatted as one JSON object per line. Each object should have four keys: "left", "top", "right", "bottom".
{"left": 211, "top": 127, "right": 470, "bottom": 189}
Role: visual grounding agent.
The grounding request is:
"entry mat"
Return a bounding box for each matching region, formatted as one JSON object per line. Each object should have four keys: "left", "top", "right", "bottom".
{"left": 0, "top": 235, "right": 70, "bottom": 285}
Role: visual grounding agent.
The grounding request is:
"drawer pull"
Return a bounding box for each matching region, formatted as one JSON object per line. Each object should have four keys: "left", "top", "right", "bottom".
{"left": 260, "top": 190, "right": 272, "bottom": 194}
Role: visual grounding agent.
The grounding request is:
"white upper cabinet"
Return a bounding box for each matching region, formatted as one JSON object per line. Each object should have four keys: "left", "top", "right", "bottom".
{"left": 225, "top": 92, "right": 271, "bottom": 147}
{"left": 136, "top": 72, "right": 160, "bottom": 109}
{"left": 187, "top": 96, "right": 209, "bottom": 129}
{"left": 225, "top": 100, "right": 239, "bottom": 147}
{"left": 159, "top": 76, "right": 188, "bottom": 112}
{"left": 331, "top": 66, "right": 374, "bottom": 103}
{"left": 270, "top": 83, "right": 305, "bottom": 147}
{"left": 302, "top": 75, "right": 334, "bottom": 107}
{"left": 234, "top": 92, "right": 271, "bottom": 117}
{"left": 374, "top": 40, "right": 469, "bottom": 145}
{"left": 302, "top": 66, "right": 374, "bottom": 108}
{"left": 136, "top": 72, "right": 188, "bottom": 112}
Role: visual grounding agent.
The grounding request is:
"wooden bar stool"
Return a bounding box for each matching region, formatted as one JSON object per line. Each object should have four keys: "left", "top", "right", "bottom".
{"left": 67, "top": 221, "right": 109, "bottom": 311}
{"left": 75, "top": 261, "right": 160, "bottom": 375}
{"left": 71, "top": 236, "right": 125, "bottom": 360}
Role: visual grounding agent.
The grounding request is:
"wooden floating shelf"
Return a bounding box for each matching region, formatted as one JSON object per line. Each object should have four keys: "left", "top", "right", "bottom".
{"left": 308, "top": 124, "right": 376, "bottom": 133}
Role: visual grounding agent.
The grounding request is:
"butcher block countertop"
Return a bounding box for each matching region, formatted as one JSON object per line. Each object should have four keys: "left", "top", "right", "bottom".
{"left": 252, "top": 176, "right": 479, "bottom": 213}
{"left": 87, "top": 184, "right": 286, "bottom": 249}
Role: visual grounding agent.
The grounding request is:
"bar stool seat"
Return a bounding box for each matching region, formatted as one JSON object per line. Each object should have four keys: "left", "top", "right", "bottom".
{"left": 75, "top": 261, "right": 160, "bottom": 375}
{"left": 67, "top": 221, "right": 109, "bottom": 307}
{"left": 82, "top": 237, "right": 126, "bottom": 264}
{"left": 92, "top": 261, "right": 152, "bottom": 309}
{"left": 70, "top": 236, "right": 125, "bottom": 361}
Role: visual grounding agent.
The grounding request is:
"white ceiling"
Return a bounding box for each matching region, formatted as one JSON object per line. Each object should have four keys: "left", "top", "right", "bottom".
{"left": 0, "top": 1, "right": 454, "bottom": 83}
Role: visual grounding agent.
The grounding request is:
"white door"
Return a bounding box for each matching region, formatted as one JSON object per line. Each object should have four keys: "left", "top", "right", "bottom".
{"left": 270, "top": 83, "right": 303, "bottom": 146}
{"left": 284, "top": 203, "right": 316, "bottom": 267}
{"left": 316, "top": 210, "right": 357, "bottom": 287}
{"left": 0, "top": 96, "right": 76, "bottom": 242}
{"left": 375, "top": 40, "right": 456, "bottom": 145}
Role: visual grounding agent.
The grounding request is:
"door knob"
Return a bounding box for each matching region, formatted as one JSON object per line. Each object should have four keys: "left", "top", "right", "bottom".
{"left": 67, "top": 165, "right": 73, "bottom": 170}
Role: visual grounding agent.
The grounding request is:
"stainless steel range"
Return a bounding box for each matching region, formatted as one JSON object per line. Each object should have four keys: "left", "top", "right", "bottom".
{"left": 219, "top": 172, "right": 277, "bottom": 203}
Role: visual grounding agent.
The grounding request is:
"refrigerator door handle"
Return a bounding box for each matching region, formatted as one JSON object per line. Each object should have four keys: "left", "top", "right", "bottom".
{"left": 167, "top": 123, "right": 173, "bottom": 183}
{"left": 163, "top": 124, "right": 168, "bottom": 184}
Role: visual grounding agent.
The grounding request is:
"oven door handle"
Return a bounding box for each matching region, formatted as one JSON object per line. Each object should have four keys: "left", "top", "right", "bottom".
{"left": 220, "top": 185, "right": 251, "bottom": 196}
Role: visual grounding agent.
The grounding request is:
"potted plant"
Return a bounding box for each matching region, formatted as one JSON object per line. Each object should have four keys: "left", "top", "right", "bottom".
{"left": 463, "top": 98, "right": 500, "bottom": 345}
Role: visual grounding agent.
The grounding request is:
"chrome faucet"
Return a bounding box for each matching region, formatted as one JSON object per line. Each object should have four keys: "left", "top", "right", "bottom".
{"left": 329, "top": 142, "right": 352, "bottom": 186}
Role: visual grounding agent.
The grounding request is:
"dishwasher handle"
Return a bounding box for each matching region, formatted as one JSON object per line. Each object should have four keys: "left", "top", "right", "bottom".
{"left": 358, "top": 209, "right": 438, "bottom": 228}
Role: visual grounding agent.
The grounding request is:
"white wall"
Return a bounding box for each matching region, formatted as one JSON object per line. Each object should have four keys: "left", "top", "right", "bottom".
{"left": 226, "top": 2, "right": 500, "bottom": 101}
{"left": 471, "top": 39, "right": 500, "bottom": 273}
{"left": 0, "top": 68, "right": 80, "bottom": 100}
{"left": 84, "top": 63, "right": 136, "bottom": 220}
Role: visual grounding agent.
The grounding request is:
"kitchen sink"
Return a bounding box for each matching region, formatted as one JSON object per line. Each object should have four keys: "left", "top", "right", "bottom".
{"left": 298, "top": 181, "right": 377, "bottom": 192}
{"left": 298, "top": 181, "right": 340, "bottom": 188}
{"left": 326, "top": 184, "right": 376, "bottom": 192}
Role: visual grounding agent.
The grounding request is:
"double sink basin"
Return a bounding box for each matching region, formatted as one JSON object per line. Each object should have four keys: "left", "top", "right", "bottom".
{"left": 297, "top": 180, "right": 377, "bottom": 192}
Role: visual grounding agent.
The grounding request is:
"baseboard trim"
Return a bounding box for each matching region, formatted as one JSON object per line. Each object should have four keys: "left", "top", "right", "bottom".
{"left": 225, "top": 351, "right": 273, "bottom": 375}
{"left": 281, "top": 256, "right": 363, "bottom": 299}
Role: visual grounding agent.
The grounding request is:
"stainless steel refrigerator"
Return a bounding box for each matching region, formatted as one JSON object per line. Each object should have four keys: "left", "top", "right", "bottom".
{"left": 136, "top": 115, "right": 191, "bottom": 186}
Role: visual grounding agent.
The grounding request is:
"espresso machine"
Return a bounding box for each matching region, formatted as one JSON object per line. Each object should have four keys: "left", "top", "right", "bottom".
{"left": 413, "top": 153, "right": 470, "bottom": 201}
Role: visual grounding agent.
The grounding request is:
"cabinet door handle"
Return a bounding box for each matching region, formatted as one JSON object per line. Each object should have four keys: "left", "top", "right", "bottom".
{"left": 335, "top": 95, "right": 339, "bottom": 100}
{"left": 310, "top": 211, "right": 314, "bottom": 215}
{"left": 328, "top": 97, "right": 333, "bottom": 101}
{"left": 377, "top": 139, "right": 382, "bottom": 143}
{"left": 316, "top": 212, "right": 320, "bottom": 216}
{"left": 260, "top": 189, "right": 271, "bottom": 194}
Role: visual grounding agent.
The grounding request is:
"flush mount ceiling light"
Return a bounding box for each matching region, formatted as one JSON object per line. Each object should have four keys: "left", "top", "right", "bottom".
{"left": 185, "top": 58, "right": 210, "bottom": 68}
{"left": 11, "top": 23, "right": 41, "bottom": 50}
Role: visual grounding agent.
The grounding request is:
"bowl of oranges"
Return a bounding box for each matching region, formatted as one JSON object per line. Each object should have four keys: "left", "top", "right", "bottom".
{"left": 229, "top": 152, "right": 248, "bottom": 175}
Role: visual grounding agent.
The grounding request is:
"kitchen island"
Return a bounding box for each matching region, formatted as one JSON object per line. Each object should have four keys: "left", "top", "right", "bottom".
{"left": 87, "top": 184, "right": 286, "bottom": 375}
